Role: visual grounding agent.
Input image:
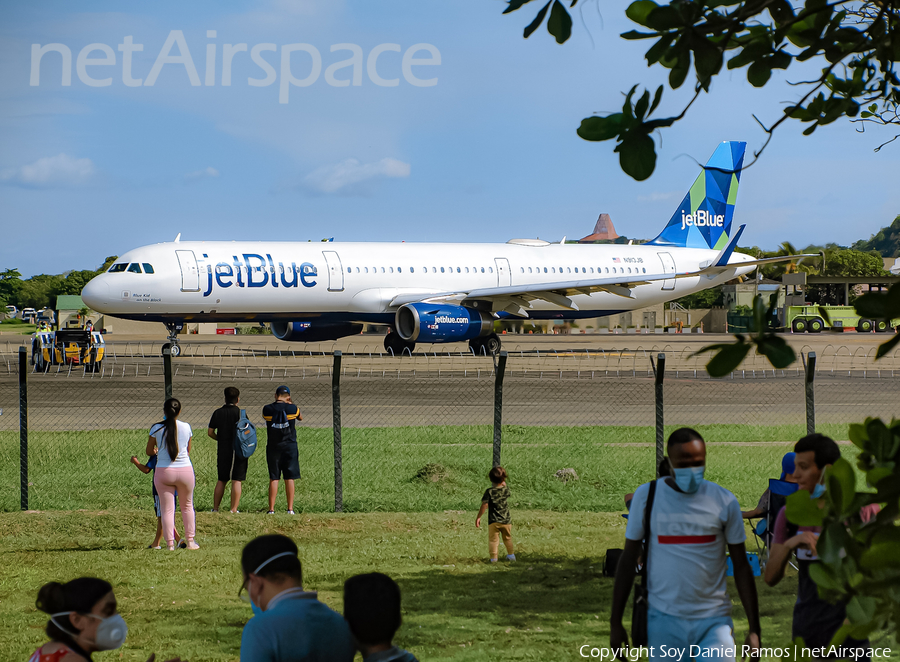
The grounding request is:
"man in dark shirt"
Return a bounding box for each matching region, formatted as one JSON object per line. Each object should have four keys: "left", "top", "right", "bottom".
{"left": 262, "top": 385, "right": 302, "bottom": 515}
{"left": 207, "top": 386, "right": 246, "bottom": 513}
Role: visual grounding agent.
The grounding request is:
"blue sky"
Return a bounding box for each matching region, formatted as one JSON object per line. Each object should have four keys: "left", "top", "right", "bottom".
{"left": 2, "top": 0, "right": 898, "bottom": 278}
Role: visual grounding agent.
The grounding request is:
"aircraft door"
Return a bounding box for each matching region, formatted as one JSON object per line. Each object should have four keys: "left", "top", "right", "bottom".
{"left": 657, "top": 252, "right": 676, "bottom": 291}
{"left": 175, "top": 250, "right": 200, "bottom": 292}
{"left": 322, "top": 251, "right": 344, "bottom": 292}
{"left": 494, "top": 258, "right": 511, "bottom": 287}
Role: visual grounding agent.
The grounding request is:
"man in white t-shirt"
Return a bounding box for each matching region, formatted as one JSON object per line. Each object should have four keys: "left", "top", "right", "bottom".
{"left": 610, "top": 428, "right": 760, "bottom": 662}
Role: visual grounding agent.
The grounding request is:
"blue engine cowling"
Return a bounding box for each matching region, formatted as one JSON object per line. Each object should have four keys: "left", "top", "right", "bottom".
{"left": 271, "top": 321, "right": 363, "bottom": 342}
{"left": 396, "top": 304, "right": 493, "bottom": 342}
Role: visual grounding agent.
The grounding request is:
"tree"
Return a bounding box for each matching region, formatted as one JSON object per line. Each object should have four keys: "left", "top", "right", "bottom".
{"left": 674, "top": 285, "right": 724, "bottom": 308}
{"left": 853, "top": 215, "right": 900, "bottom": 258}
{"left": 502, "top": 0, "right": 900, "bottom": 180}
{"left": 0, "top": 268, "right": 23, "bottom": 307}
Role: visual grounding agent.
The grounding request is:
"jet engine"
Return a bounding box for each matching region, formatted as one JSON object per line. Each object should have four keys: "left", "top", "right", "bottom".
{"left": 395, "top": 303, "right": 493, "bottom": 342}
{"left": 271, "top": 321, "right": 363, "bottom": 342}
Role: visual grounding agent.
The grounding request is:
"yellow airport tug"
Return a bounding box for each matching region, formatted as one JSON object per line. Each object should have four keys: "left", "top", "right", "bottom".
{"left": 32, "top": 329, "right": 105, "bottom": 372}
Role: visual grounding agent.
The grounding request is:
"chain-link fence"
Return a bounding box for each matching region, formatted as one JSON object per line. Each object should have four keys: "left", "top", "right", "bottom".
{"left": 1, "top": 342, "right": 898, "bottom": 513}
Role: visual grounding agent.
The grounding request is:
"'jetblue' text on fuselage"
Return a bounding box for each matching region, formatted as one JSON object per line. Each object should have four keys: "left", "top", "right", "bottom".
{"left": 202, "top": 254, "right": 317, "bottom": 297}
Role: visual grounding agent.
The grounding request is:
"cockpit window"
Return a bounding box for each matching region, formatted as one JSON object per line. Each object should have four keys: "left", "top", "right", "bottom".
{"left": 142, "top": 263, "right": 154, "bottom": 274}
{"left": 108, "top": 263, "right": 128, "bottom": 273}
{"left": 127, "top": 263, "right": 142, "bottom": 274}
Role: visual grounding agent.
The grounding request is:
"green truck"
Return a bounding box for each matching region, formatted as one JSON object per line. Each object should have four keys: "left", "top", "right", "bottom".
{"left": 785, "top": 305, "right": 899, "bottom": 333}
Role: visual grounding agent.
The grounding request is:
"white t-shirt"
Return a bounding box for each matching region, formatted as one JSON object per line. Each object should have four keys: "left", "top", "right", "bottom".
{"left": 625, "top": 478, "right": 745, "bottom": 619}
{"left": 150, "top": 420, "right": 193, "bottom": 469}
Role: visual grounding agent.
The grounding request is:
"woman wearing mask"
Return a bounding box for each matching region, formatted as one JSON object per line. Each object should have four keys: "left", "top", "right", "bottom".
{"left": 148, "top": 398, "right": 198, "bottom": 551}
{"left": 30, "top": 577, "right": 183, "bottom": 662}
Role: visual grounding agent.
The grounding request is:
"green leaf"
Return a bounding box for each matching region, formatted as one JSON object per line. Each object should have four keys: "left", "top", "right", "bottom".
{"left": 645, "top": 5, "right": 682, "bottom": 31}
{"left": 826, "top": 458, "right": 856, "bottom": 515}
{"left": 693, "top": 37, "right": 723, "bottom": 80}
{"left": 523, "top": 1, "right": 552, "bottom": 38}
{"left": 808, "top": 561, "right": 843, "bottom": 591}
{"left": 547, "top": 0, "right": 573, "bottom": 44}
{"left": 577, "top": 115, "right": 623, "bottom": 142}
{"left": 625, "top": 0, "right": 658, "bottom": 26}
{"left": 617, "top": 132, "right": 657, "bottom": 181}
{"left": 786, "top": 489, "right": 824, "bottom": 527}
{"left": 646, "top": 36, "right": 674, "bottom": 65}
{"left": 503, "top": 0, "right": 537, "bottom": 14}
{"left": 634, "top": 90, "right": 651, "bottom": 121}
{"left": 747, "top": 60, "right": 773, "bottom": 87}
{"left": 848, "top": 423, "right": 868, "bottom": 449}
{"left": 846, "top": 595, "right": 877, "bottom": 625}
{"left": 859, "top": 543, "right": 900, "bottom": 571}
{"left": 756, "top": 335, "right": 796, "bottom": 369}
{"left": 875, "top": 332, "right": 900, "bottom": 360}
{"left": 705, "top": 342, "right": 751, "bottom": 377}
{"left": 669, "top": 55, "right": 690, "bottom": 89}
{"left": 649, "top": 85, "right": 663, "bottom": 114}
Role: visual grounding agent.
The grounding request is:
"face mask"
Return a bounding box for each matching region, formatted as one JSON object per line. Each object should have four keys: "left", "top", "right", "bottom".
{"left": 240, "top": 551, "right": 296, "bottom": 613}
{"left": 52, "top": 612, "right": 128, "bottom": 651}
{"left": 811, "top": 483, "right": 826, "bottom": 498}
{"left": 672, "top": 466, "right": 705, "bottom": 494}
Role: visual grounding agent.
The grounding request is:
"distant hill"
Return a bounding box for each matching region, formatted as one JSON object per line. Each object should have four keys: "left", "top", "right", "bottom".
{"left": 853, "top": 214, "right": 900, "bottom": 258}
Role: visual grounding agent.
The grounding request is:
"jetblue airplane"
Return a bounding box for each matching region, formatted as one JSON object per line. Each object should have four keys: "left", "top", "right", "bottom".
{"left": 81, "top": 141, "right": 810, "bottom": 355}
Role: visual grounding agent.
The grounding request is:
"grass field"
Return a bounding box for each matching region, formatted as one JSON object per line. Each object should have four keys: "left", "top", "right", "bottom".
{"left": 2, "top": 511, "right": 896, "bottom": 661}
{"left": 0, "top": 423, "right": 860, "bottom": 513}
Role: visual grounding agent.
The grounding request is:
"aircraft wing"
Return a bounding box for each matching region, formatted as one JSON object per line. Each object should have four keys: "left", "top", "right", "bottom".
{"left": 388, "top": 251, "right": 817, "bottom": 317}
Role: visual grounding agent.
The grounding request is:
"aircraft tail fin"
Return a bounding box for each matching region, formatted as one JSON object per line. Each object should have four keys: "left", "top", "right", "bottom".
{"left": 646, "top": 141, "right": 746, "bottom": 250}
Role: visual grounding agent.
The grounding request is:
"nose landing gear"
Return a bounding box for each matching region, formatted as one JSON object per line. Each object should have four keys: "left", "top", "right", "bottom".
{"left": 163, "top": 322, "right": 183, "bottom": 357}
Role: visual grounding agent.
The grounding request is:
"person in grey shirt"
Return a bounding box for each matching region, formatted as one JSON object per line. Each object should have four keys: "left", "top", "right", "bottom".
{"left": 239, "top": 534, "right": 354, "bottom": 662}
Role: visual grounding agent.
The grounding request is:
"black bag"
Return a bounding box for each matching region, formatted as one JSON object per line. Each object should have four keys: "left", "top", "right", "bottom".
{"left": 604, "top": 548, "right": 623, "bottom": 577}
{"left": 632, "top": 479, "right": 658, "bottom": 647}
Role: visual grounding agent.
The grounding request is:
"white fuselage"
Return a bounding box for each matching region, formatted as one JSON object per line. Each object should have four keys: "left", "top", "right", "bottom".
{"left": 81, "top": 240, "right": 756, "bottom": 324}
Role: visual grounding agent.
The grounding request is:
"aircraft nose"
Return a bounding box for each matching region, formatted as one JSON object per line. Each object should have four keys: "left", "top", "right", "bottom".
{"left": 81, "top": 277, "right": 109, "bottom": 309}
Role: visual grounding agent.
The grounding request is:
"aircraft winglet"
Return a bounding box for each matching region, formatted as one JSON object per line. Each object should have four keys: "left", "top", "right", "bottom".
{"left": 713, "top": 224, "right": 745, "bottom": 267}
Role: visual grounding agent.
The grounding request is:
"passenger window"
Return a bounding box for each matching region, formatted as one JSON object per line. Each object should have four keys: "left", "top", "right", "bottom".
{"left": 481, "top": 267, "right": 485, "bottom": 273}
{"left": 605, "top": 268, "right": 609, "bottom": 274}
{"left": 364, "top": 267, "right": 368, "bottom": 273}
{"left": 410, "top": 267, "right": 414, "bottom": 273}
{"left": 356, "top": 267, "right": 360, "bottom": 273}
{"left": 108, "top": 263, "right": 128, "bottom": 273}
{"left": 567, "top": 267, "right": 571, "bottom": 273}
{"left": 590, "top": 267, "right": 594, "bottom": 273}
{"left": 347, "top": 267, "right": 351, "bottom": 274}
{"left": 142, "top": 263, "right": 155, "bottom": 274}
{"left": 543, "top": 267, "right": 547, "bottom": 273}
{"left": 432, "top": 267, "right": 436, "bottom": 273}
{"left": 489, "top": 267, "right": 493, "bottom": 273}
{"left": 127, "top": 263, "right": 142, "bottom": 274}
{"left": 552, "top": 267, "right": 556, "bottom": 273}
{"left": 628, "top": 267, "right": 632, "bottom": 273}
{"left": 381, "top": 267, "right": 385, "bottom": 273}
{"left": 642, "top": 267, "right": 646, "bottom": 273}
{"left": 389, "top": 267, "right": 394, "bottom": 273}
{"left": 456, "top": 267, "right": 461, "bottom": 273}
{"left": 528, "top": 267, "right": 532, "bottom": 273}
{"left": 466, "top": 267, "right": 470, "bottom": 273}
{"left": 441, "top": 267, "right": 445, "bottom": 273}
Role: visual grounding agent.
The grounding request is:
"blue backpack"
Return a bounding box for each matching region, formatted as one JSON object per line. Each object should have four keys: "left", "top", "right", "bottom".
{"left": 234, "top": 409, "right": 258, "bottom": 459}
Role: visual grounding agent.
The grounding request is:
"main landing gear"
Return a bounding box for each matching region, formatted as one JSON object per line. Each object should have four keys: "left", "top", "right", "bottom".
{"left": 384, "top": 331, "right": 415, "bottom": 356}
{"left": 469, "top": 333, "right": 501, "bottom": 356}
{"left": 163, "top": 323, "right": 183, "bottom": 357}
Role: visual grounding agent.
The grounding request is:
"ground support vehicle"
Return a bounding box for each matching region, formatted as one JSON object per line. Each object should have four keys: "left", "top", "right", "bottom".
{"left": 785, "top": 304, "right": 899, "bottom": 333}
{"left": 32, "top": 330, "right": 105, "bottom": 371}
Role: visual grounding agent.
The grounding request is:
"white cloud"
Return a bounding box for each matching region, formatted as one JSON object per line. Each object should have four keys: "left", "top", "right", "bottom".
{"left": 300, "top": 157, "right": 410, "bottom": 195}
{"left": 184, "top": 167, "right": 220, "bottom": 184}
{"left": 0, "top": 153, "right": 95, "bottom": 188}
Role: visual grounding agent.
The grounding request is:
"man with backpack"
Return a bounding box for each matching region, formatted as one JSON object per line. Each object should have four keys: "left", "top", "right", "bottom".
{"left": 208, "top": 386, "right": 248, "bottom": 513}
{"left": 262, "top": 385, "right": 302, "bottom": 515}
{"left": 609, "top": 428, "right": 760, "bottom": 661}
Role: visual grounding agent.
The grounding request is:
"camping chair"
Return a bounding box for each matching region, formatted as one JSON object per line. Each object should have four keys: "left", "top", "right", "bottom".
{"left": 748, "top": 478, "right": 799, "bottom": 570}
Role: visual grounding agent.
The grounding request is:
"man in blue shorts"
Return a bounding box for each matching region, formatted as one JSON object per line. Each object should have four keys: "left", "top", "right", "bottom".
{"left": 262, "top": 386, "right": 302, "bottom": 515}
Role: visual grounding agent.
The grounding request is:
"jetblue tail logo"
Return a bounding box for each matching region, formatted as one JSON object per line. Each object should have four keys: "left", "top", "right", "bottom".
{"left": 647, "top": 141, "right": 746, "bottom": 250}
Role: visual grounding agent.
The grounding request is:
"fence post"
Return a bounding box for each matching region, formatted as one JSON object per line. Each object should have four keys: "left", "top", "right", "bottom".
{"left": 19, "top": 347, "right": 28, "bottom": 510}
{"left": 492, "top": 351, "right": 508, "bottom": 467}
{"left": 332, "top": 351, "right": 343, "bottom": 513}
{"left": 654, "top": 353, "right": 666, "bottom": 477}
{"left": 804, "top": 351, "right": 816, "bottom": 435}
{"left": 162, "top": 343, "right": 173, "bottom": 399}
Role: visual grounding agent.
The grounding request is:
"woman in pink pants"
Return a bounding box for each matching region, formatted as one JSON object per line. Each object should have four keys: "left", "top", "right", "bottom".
{"left": 148, "top": 398, "right": 198, "bottom": 550}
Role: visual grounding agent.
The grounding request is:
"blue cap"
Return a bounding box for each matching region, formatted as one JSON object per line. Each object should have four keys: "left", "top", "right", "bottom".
{"left": 781, "top": 452, "right": 796, "bottom": 480}
{"left": 275, "top": 385, "right": 291, "bottom": 395}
